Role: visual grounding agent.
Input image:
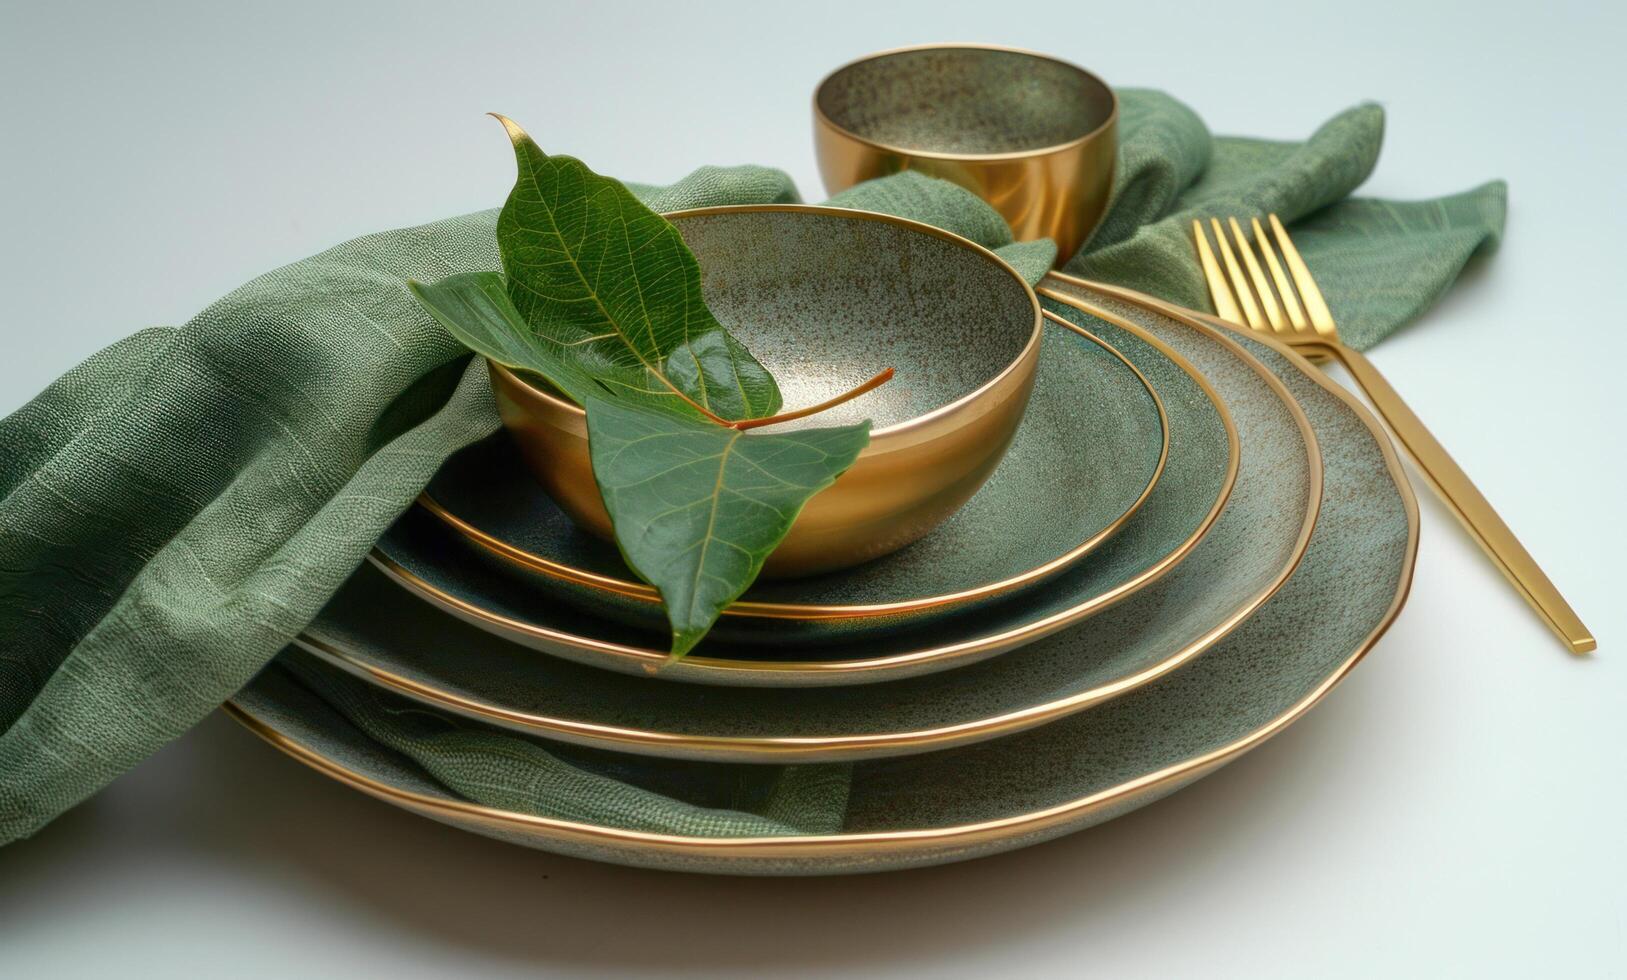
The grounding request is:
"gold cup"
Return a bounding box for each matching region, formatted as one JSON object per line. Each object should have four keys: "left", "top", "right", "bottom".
{"left": 814, "top": 43, "right": 1118, "bottom": 263}
{"left": 490, "top": 204, "right": 1043, "bottom": 579}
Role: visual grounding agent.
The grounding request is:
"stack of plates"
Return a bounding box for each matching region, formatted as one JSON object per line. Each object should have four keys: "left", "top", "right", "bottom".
{"left": 227, "top": 275, "right": 1417, "bottom": 875}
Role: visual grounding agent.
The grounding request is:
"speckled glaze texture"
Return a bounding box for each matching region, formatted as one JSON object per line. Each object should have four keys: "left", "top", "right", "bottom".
{"left": 303, "top": 298, "right": 1312, "bottom": 760}
{"left": 677, "top": 209, "right": 1031, "bottom": 428}
{"left": 226, "top": 287, "right": 1416, "bottom": 875}
{"left": 373, "top": 307, "right": 1238, "bottom": 688}
{"left": 816, "top": 47, "right": 1112, "bottom": 155}
{"left": 427, "top": 318, "right": 1166, "bottom": 643}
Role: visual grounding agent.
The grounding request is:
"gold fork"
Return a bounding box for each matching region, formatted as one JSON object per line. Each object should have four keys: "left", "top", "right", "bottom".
{"left": 1195, "top": 215, "right": 1594, "bottom": 654}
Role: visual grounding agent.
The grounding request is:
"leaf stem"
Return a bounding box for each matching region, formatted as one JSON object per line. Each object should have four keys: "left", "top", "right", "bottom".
{"left": 727, "top": 368, "right": 896, "bottom": 431}
{"left": 659, "top": 376, "right": 733, "bottom": 426}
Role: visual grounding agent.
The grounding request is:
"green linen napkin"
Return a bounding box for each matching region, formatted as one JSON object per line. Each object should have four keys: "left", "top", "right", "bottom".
{"left": 0, "top": 92, "right": 1504, "bottom": 846}
{"left": 1073, "top": 93, "right": 1506, "bottom": 350}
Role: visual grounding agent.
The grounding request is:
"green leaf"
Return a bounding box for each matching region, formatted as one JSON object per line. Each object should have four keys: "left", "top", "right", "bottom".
{"left": 585, "top": 394, "right": 870, "bottom": 657}
{"left": 405, "top": 118, "right": 886, "bottom": 656}
{"left": 492, "top": 114, "right": 781, "bottom": 423}
{"left": 407, "top": 271, "right": 601, "bottom": 405}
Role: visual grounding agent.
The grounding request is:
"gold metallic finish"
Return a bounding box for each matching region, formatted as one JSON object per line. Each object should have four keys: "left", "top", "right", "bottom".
{"left": 383, "top": 308, "right": 1236, "bottom": 688}
{"left": 222, "top": 298, "right": 1418, "bottom": 868}
{"left": 1208, "top": 218, "right": 1263, "bottom": 329}
{"left": 1229, "top": 217, "right": 1284, "bottom": 331}
{"left": 1192, "top": 219, "right": 1242, "bottom": 324}
{"left": 1196, "top": 216, "right": 1596, "bottom": 654}
{"left": 435, "top": 318, "right": 1168, "bottom": 623}
{"left": 1268, "top": 214, "right": 1337, "bottom": 339}
{"left": 1253, "top": 217, "right": 1304, "bottom": 329}
{"left": 812, "top": 44, "right": 1117, "bottom": 261}
{"left": 491, "top": 204, "right": 1043, "bottom": 580}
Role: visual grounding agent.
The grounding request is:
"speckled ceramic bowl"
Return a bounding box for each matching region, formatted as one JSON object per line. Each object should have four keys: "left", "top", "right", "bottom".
{"left": 814, "top": 44, "right": 1118, "bottom": 261}
{"left": 489, "top": 204, "right": 1042, "bottom": 579}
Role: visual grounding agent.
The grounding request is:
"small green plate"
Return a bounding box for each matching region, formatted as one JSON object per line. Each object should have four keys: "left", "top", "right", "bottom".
{"left": 420, "top": 315, "right": 1168, "bottom": 644}
{"left": 227, "top": 283, "right": 1416, "bottom": 874}
{"left": 372, "top": 309, "right": 1236, "bottom": 686}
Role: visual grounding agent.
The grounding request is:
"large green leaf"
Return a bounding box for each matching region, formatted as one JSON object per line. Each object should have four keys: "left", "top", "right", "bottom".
{"left": 492, "top": 115, "right": 781, "bottom": 423}
{"left": 585, "top": 394, "right": 870, "bottom": 657}
{"left": 404, "top": 119, "right": 882, "bottom": 657}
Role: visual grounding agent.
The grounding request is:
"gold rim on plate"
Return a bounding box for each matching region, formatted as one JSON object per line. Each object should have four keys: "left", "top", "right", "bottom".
{"left": 311, "top": 293, "right": 1313, "bottom": 759}
{"left": 422, "top": 317, "right": 1170, "bottom": 622}
{"left": 223, "top": 292, "right": 1419, "bottom": 869}
{"left": 369, "top": 307, "right": 1244, "bottom": 687}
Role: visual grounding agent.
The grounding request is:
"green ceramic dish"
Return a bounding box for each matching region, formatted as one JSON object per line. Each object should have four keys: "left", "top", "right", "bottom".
{"left": 297, "top": 288, "right": 1317, "bottom": 762}
{"left": 421, "top": 316, "right": 1169, "bottom": 645}
{"left": 370, "top": 307, "right": 1239, "bottom": 687}
{"left": 494, "top": 204, "right": 1047, "bottom": 580}
{"left": 226, "top": 285, "right": 1418, "bottom": 874}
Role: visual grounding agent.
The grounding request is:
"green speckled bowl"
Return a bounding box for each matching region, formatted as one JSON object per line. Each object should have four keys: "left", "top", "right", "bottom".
{"left": 421, "top": 315, "right": 1168, "bottom": 646}
{"left": 226, "top": 282, "right": 1418, "bottom": 874}
{"left": 493, "top": 205, "right": 1043, "bottom": 579}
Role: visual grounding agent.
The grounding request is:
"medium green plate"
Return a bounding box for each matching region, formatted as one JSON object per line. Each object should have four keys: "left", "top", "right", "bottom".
{"left": 371, "top": 307, "right": 1238, "bottom": 687}
{"left": 296, "top": 285, "right": 1316, "bottom": 761}
{"left": 420, "top": 315, "right": 1168, "bottom": 644}
{"left": 227, "top": 283, "right": 1417, "bottom": 874}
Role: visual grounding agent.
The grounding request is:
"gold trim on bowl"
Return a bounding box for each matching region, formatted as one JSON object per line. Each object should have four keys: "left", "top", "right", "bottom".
{"left": 223, "top": 290, "right": 1420, "bottom": 870}
{"left": 371, "top": 307, "right": 1243, "bottom": 689}
{"left": 492, "top": 203, "right": 1045, "bottom": 579}
{"left": 426, "top": 318, "right": 1169, "bottom": 622}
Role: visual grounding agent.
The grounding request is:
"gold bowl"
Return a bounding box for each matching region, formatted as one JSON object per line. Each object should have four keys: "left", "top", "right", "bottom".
{"left": 489, "top": 204, "right": 1042, "bottom": 578}
{"left": 813, "top": 43, "right": 1118, "bottom": 262}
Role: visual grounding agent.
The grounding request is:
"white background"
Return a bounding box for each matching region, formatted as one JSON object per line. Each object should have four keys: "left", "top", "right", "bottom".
{"left": 2, "top": 1, "right": 1623, "bottom": 976}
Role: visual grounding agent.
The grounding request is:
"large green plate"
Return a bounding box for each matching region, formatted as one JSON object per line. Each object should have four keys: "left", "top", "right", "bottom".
{"left": 227, "top": 283, "right": 1416, "bottom": 874}
{"left": 287, "top": 283, "right": 1317, "bottom": 762}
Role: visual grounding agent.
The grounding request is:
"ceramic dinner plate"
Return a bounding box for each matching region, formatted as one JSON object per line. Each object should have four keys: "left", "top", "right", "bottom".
{"left": 371, "top": 307, "right": 1240, "bottom": 687}
{"left": 420, "top": 315, "right": 1169, "bottom": 645}
{"left": 290, "top": 283, "right": 1318, "bottom": 762}
{"left": 227, "top": 285, "right": 1418, "bottom": 875}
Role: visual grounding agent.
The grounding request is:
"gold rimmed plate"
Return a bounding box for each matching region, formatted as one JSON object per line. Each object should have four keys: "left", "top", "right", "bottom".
{"left": 371, "top": 305, "right": 1241, "bottom": 687}
{"left": 225, "top": 285, "right": 1416, "bottom": 874}
{"left": 294, "top": 285, "right": 1319, "bottom": 764}
{"left": 420, "top": 315, "right": 1169, "bottom": 645}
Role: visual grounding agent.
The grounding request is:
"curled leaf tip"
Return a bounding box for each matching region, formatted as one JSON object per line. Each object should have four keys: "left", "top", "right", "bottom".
{"left": 487, "top": 112, "right": 528, "bottom": 145}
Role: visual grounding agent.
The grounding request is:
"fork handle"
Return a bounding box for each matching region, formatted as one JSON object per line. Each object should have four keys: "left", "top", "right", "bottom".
{"left": 1319, "top": 341, "right": 1595, "bottom": 654}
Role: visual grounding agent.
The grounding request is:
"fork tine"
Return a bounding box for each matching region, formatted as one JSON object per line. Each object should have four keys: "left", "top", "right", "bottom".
{"left": 1209, "top": 219, "right": 1265, "bottom": 330}
{"left": 1252, "top": 217, "right": 1307, "bottom": 330}
{"left": 1192, "top": 220, "right": 1245, "bottom": 325}
{"left": 1228, "top": 217, "right": 1285, "bottom": 332}
{"left": 1268, "top": 214, "right": 1337, "bottom": 338}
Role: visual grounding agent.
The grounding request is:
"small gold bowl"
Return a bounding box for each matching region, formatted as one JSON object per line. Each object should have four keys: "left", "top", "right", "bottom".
{"left": 489, "top": 204, "right": 1042, "bottom": 579}
{"left": 813, "top": 43, "right": 1118, "bottom": 262}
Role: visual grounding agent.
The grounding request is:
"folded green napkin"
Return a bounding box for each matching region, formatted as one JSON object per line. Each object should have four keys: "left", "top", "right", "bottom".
{"left": 0, "top": 92, "right": 1504, "bottom": 846}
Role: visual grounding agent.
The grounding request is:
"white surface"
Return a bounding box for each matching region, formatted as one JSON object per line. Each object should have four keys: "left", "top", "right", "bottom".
{"left": 2, "top": 1, "right": 1623, "bottom": 976}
